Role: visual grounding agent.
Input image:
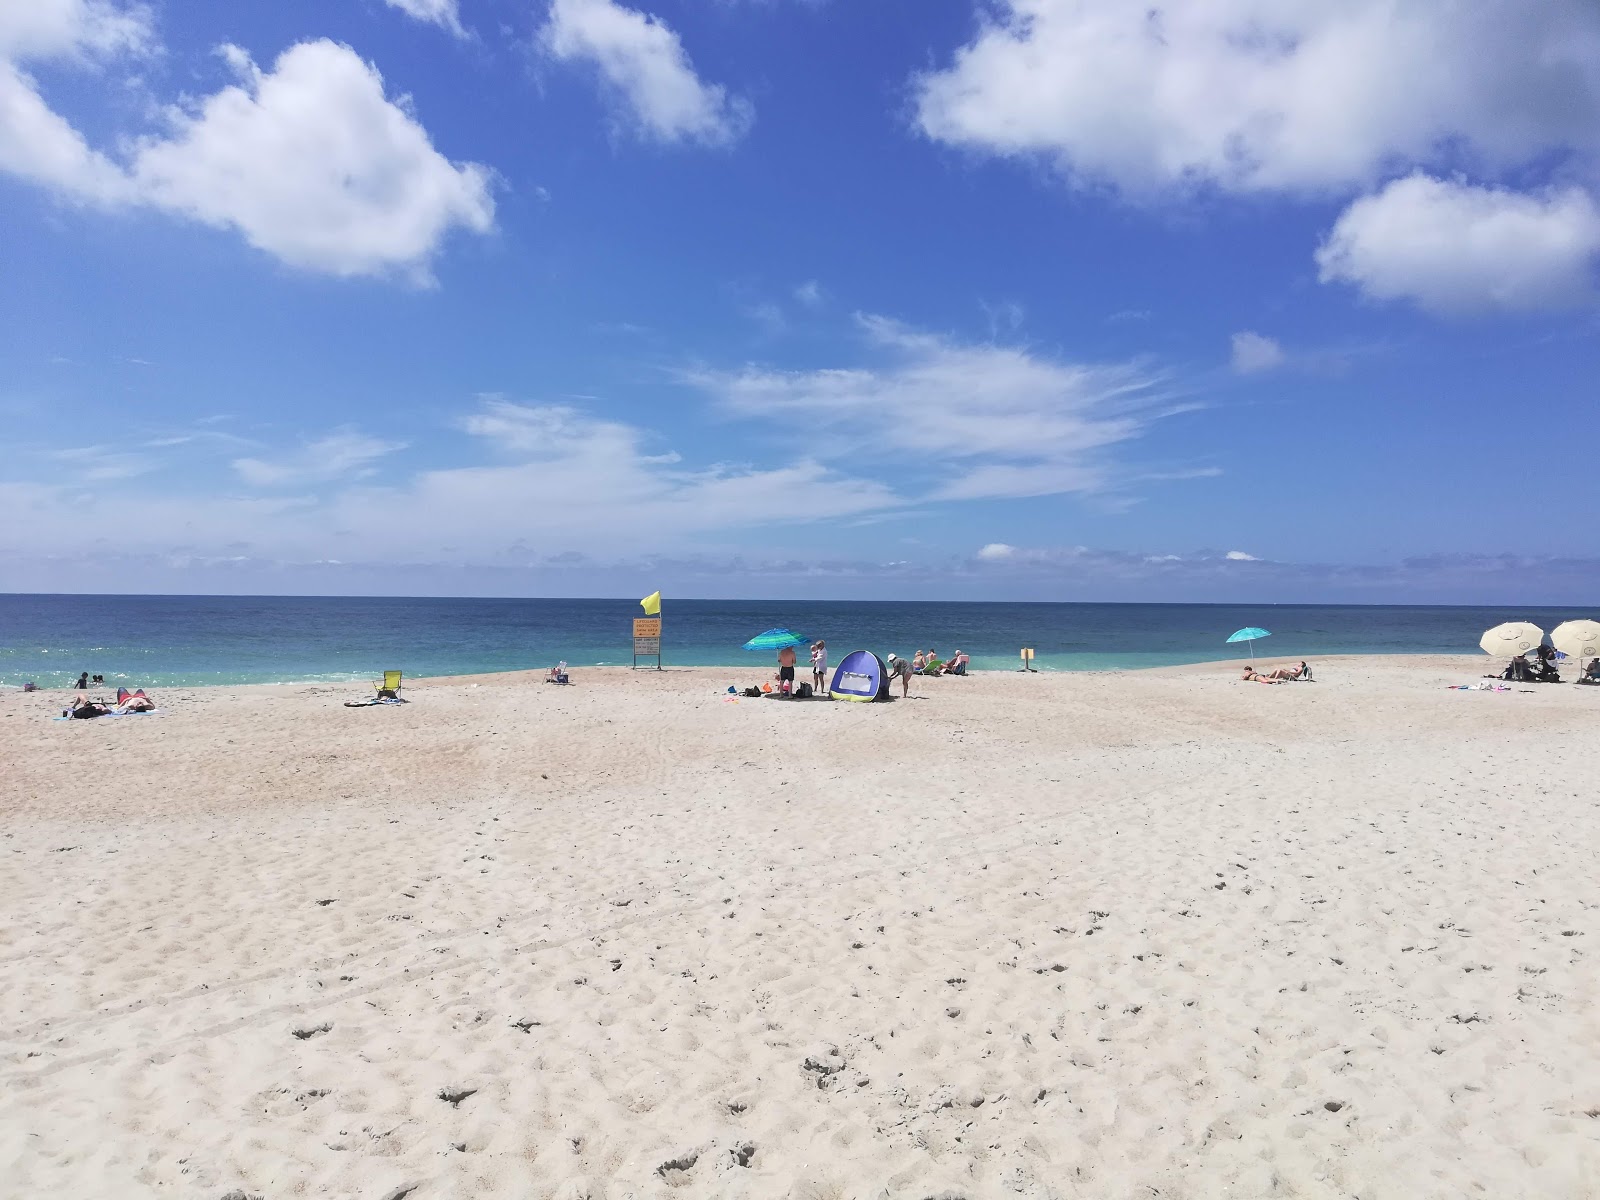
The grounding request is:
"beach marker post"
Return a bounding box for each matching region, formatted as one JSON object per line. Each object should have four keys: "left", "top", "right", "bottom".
{"left": 1020, "top": 647, "right": 1036, "bottom": 672}
{"left": 633, "top": 617, "right": 662, "bottom": 670}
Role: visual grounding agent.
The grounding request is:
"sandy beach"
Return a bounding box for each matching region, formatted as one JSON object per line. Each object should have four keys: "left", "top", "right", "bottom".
{"left": 2, "top": 656, "right": 1597, "bottom": 1199}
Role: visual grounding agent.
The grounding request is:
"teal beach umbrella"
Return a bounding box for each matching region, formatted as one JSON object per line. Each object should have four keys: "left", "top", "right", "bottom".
{"left": 1226, "top": 626, "right": 1271, "bottom": 665}
{"left": 743, "top": 628, "right": 808, "bottom": 651}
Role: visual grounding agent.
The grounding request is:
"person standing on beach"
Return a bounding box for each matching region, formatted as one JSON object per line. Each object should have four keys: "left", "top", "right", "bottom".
{"left": 885, "top": 653, "right": 913, "bottom": 698}
{"left": 811, "top": 641, "right": 828, "bottom": 693}
{"left": 777, "top": 644, "right": 797, "bottom": 695}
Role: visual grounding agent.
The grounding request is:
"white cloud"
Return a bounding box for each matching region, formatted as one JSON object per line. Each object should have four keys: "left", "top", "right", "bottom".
{"left": 1316, "top": 174, "right": 1600, "bottom": 314}
{"left": 543, "top": 0, "right": 751, "bottom": 146}
{"left": 0, "top": 399, "right": 899, "bottom": 567}
{"left": 0, "top": 10, "right": 494, "bottom": 279}
{"left": 1225, "top": 550, "right": 1259, "bottom": 561}
{"left": 47, "top": 444, "right": 157, "bottom": 482}
{"left": 0, "top": 0, "right": 148, "bottom": 200}
{"left": 793, "top": 280, "right": 823, "bottom": 308}
{"left": 690, "top": 314, "right": 1179, "bottom": 501}
{"left": 382, "top": 0, "right": 465, "bottom": 36}
{"left": 743, "top": 300, "right": 785, "bottom": 334}
{"left": 233, "top": 430, "right": 407, "bottom": 487}
{"left": 0, "top": 0, "right": 152, "bottom": 60}
{"left": 977, "top": 542, "right": 1016, "bottom": 560}
{"left": 129, "top": 41, "right": 494, "bottom": 279}
{"left": 1230, "top": 331, "right": 1284, "bottom": 374}
{"left": 914, "top": 1, "right": 1600, "bottom": 195}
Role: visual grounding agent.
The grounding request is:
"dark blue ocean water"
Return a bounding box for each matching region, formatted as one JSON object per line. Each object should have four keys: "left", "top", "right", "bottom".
{"left": 0, "top": 594, "right": 1589, "bottom": 689}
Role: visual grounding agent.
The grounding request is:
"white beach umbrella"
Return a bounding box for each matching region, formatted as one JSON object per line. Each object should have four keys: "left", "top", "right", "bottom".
{"left": 1550, "top": 619, "right": 1600, "bottom": 664}
{"left": 1479, "top": 621, "right": 1544, "bottom": 657}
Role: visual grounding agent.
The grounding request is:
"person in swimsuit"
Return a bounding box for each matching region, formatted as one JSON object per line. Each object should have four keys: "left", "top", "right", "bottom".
{"left": 116, "top": 687, "right": 155, "bottom": 712}
{"left": 777, "top": 645, "right": 797, "bottom": 695}
{"left": 811, "top": 641, "right": 828, "bottom": 693}
{"left": 69, "top": 694, "right": 112, "bottom": 718}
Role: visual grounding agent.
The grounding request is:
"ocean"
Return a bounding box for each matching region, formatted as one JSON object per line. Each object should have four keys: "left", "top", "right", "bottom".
{"left": 0, "top": 594, "right": 1587, "bottom": 690}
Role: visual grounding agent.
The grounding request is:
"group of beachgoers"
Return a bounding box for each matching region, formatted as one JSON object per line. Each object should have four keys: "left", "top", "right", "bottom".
{"left": 1493, "top": 644, "right": 1600, "bottom": 685}
{"left": 760, "top": 641, "right": 973, "bottom": 699}
{"left": 66, "top": 687, "right": 156, "bottom": 718}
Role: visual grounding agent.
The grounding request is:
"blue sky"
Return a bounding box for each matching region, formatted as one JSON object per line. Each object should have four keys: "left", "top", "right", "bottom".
{"left": 2, "top": 0, "right": 1598, "bottom": 602}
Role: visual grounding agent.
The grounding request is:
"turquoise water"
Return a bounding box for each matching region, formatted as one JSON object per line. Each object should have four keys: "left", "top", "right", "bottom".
{"left": 0, "top": 595, "right": 1588, "bottom": 689}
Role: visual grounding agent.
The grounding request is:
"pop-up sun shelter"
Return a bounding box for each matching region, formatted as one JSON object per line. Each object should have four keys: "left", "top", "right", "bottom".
{"left": 829, "top": 650, "right": 888, "bottom": 702}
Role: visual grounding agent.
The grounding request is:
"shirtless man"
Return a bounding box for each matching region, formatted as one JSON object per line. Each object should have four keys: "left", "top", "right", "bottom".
{"left": 777, "top": 644, "right": 797, "bottom": 695}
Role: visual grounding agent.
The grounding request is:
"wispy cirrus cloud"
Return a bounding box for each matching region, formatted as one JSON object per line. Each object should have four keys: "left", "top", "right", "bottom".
{"left": 1, "top": 397, "right": 900, "bottom": 575}
{"left": 688, "top": 313, "right": 1189, "bottom": 502}
{"left": 233, "top": 430, "right": 407, "bottom": 487}
{"left": 1230, "top": 332, "right": 1284, "bottom": 374}
{"left": 46, "top": 444, "right": 158, "bottom": 483}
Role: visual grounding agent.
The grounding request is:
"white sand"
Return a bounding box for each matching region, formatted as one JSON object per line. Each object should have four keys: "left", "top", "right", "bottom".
{"left": 3, "top": 656, "right": 1598, "bottom": 1199}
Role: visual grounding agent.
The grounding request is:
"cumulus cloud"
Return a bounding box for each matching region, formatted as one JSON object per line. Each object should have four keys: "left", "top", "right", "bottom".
{"left": 1225, "top": 550, "right": 1259, "bottom": 561}
{"left": 0, "top": 7, "right": 494, "bottom": 278}
{"left": 233, "top": 430, "right": 407, "bottom": 487}
{"left": 382, "top": 0, "right": 464, "bottom": 35}
{"left": 914, "top": 0, "right": 1600, "bottom": 196}
{"left": 543, "top": 0, "right": 751, "bottom": 146}
{"left": 976, "top": 542, "right": 1016, "bottom": 561}
{"left": 1230, "top": 332, "right": 1284, "bottom": 374}
{"left": 689, "top": 314, "right": 1182, "bottom": 502}
{"left": 1316, "top": 174, "right": 1600, "bottom": 314}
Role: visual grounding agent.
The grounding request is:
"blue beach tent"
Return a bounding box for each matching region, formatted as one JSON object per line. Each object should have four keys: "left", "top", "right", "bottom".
{"left": 829, "top": 650, "right": 889, "bottom": 702}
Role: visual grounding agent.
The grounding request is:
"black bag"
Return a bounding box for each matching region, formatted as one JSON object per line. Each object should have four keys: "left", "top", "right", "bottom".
{"left": 794, "top": 682, "right": 813, "bottom": 698}
{"left": 743, "top": 687, "right": 762, "bottom": 697}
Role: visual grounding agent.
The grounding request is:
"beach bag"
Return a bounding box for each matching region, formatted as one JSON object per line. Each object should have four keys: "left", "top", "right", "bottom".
{"left": 743, "top": 686, "right": 762, "bottom": 698}
{"left": 795, "top": 682, "right": 813, "bottom": 698}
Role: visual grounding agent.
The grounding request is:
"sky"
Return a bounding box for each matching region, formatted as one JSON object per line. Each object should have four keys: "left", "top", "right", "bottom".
{"left": 2, "top": 0, "right": 1598, "bottom": 603}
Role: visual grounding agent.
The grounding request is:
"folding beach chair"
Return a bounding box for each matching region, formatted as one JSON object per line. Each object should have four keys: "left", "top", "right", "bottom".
{"left": 376, "top": 670, "right": 402, "bottom": 699}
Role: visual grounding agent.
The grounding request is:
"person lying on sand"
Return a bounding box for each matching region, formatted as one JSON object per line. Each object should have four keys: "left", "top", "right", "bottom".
{"left": 116, "top": 688, "right": 156, "bottom": 712}
{"left": 69, "top": 694, "right": 112, "bottom": 718}
{"left": 1241, "top": 665, "right": 1287, "bottom": 683}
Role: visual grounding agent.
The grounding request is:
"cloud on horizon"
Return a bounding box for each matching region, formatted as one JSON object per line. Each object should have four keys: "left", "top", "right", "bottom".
{"left": 6, "top": 538, "right": 1598, "bottom": 607}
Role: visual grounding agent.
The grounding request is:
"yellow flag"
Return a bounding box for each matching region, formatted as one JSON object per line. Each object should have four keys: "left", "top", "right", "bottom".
{"left": 640, "top": 590, "right": 661, "bottom": 616}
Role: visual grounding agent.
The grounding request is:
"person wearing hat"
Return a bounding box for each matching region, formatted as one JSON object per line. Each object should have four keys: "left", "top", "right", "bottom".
{"left": 885, "top": 652, "right": 913, "bottom": 698}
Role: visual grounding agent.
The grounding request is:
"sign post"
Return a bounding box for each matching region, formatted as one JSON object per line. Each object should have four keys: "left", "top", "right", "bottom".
{"left": 1020, "top": 647, "right": 1036, "bottom": 673}
{"left": 633, "top": 618, "right": 662, "bottom": 670}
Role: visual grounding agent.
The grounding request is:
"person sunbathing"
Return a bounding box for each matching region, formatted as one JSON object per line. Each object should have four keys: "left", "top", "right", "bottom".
{"left": 1578, "top": 658, "right": 1600, "bottom": 686}
{"left": 116, "top": 687, "right": 155, "bottom": 712}
{"left": 1261, "top": 662, "right": 1308, "bottom": 681}
{"left": 70, "top": 694, "right": 112, "bottom": 718}
{"left": 1240, "top": 665, "right": 1287, "bottom": 683}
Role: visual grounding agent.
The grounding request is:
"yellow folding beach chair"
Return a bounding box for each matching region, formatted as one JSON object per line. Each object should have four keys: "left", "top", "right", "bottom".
{"left": 376, "top": 670, "right": 402, "bottom": 698}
